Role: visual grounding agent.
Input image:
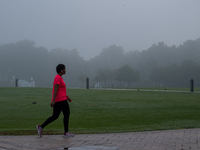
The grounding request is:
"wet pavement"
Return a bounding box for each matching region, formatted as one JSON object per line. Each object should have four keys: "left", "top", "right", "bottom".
{"left": 1, "top": 128, "right": 200, "bottom": 150}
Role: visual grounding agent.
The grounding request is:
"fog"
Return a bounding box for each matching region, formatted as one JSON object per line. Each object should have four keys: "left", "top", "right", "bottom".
{"left": 1, "top": 0, "right": 200, "bottom": 59}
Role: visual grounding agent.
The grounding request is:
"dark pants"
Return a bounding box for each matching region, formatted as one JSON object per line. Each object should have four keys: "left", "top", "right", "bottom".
{"left": 41, "top": 100, "right": 70, "bottom": 133}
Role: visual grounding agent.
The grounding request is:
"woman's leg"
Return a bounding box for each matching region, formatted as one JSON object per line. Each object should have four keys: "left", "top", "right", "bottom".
{"left": 41, "top": 102, "right": 61, "bottom": 129}
{"left": 61, "top": 100, "right": 70, "bottom": 133}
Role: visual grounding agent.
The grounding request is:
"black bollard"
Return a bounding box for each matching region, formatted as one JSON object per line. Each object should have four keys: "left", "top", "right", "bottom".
{"left": 190, "top": 78, "right": 194, "bottom": 92}
{"left": 15, "top": 79, "right": 18, "bottom": 87}
{"left": 86, "top": 77, "right": 89, "bottom": 89}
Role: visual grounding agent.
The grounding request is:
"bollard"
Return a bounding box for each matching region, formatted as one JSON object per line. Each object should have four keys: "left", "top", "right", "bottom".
{"left": 86, "top": 77, "right": 89, "bottom": 89}
{"left": 190, "top": 78, "right": 194, "bottom": 92}
{"left": 15, "top": 79, "right": 18, "bottom": 87}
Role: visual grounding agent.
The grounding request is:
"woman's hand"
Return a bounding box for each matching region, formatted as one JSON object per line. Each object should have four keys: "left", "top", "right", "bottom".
{"left": 67, "top": 97, "right": 72, "bottom": 102}
{"left": 50, "top": 101, "right": 55, "bottom": 107}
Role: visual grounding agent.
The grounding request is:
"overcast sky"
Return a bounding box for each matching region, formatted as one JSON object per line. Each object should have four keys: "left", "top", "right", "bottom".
{"left": 0, "top": 0, "right": 200, "bottom": 59}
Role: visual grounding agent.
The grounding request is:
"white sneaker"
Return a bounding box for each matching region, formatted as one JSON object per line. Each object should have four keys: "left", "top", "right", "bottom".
{"left": 36, "top": 125, "right": 43, "bottom": 137}
{"left": 63, "top": 131, "right": 75, "bottom": 137}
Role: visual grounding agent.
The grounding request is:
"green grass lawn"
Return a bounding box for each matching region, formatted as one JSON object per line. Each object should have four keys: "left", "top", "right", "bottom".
{"left": 0, "top": 87, "right": 200, "bottom": 135}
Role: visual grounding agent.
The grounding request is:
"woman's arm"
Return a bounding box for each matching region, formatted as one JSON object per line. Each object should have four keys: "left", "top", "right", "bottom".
{"left": 50, "top": 84, "right": 59, "bottom": 107}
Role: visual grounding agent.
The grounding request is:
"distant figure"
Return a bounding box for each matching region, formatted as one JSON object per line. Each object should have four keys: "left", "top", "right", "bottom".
{"left": 36, "top": 64, "right": 74, "bottom": 137}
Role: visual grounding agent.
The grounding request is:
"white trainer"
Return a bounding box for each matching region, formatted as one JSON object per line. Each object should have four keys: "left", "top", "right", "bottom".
{"left": 63, "top": 131, "right": 75, "bottom": 137}
{"left": 36, "top": 125, "right": 43, "bottom": 137}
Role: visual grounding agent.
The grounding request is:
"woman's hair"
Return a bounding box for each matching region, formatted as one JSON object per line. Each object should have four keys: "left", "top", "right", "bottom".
{"left": 56, "top": 64, "right": 65, "bottom": 73}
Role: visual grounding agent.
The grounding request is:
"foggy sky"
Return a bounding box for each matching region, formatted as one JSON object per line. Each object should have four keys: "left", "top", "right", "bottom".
{"left": 0, "top": 0, "right": 200, "bottom": 59}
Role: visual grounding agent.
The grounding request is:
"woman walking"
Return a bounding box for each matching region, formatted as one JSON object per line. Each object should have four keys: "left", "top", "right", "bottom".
{"left": 36, "top": 64, "right": 74, "bottom": 137}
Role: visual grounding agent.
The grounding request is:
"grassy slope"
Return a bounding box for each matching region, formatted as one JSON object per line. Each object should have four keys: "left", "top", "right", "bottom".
{"left": 0, "top": 87, "right": 200, "bottom": 135}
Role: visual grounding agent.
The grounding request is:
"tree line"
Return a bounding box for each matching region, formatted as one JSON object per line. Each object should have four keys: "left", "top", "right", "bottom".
{"left": 0, "top": 38, "right": 200, "bottom": 88}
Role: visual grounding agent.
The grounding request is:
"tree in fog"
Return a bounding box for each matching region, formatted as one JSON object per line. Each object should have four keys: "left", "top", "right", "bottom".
{"left": 180, "top": 60, "right": 200, "bottom": 87}
{"left": 149, "top": 60, "right": 200, "bottom": 87}
{"left": 93, "top": 67, "right": 113, "bottom": 87}
{"left": 77, "top": 74, "right": 86, "bottom": 88}
{"left": 115, "top": 64, "right": 140, "bottom": 87}
{"left": 90, "top": 45, "right": 125, "bottom": 69}
{"left": 1, "top": 37, "right": 200, "bottom": 88}
{"left": 149, "top": 63, "right": 182, "bottom": 87}
{"left": 0, "top": 40, "right": 49, "bottom": 86}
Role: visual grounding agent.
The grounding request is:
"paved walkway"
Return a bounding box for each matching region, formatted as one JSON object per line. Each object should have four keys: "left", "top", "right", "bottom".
{"left": 1, "top": 128, "right": 200, "bottom": 150}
